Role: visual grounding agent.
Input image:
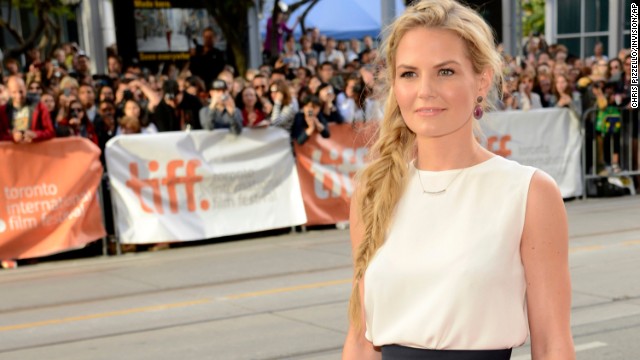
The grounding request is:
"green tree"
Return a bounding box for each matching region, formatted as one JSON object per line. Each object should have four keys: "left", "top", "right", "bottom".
{"left": 522, "top": 0, "right": 545, "bottom": 37}
{"left": 0, "top": 0, "right": 76, "bottom": 60}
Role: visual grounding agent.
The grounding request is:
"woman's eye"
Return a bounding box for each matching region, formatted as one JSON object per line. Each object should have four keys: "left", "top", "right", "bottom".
{"left": 438, "top": 68, "right": 455, "bottom": 76}
{"left": 399, "top": 71, "right": 416, "bottom": 78}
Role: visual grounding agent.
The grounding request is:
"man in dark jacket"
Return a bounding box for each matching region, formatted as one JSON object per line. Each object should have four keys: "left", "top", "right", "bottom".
{"left": 0, "top": 76, "right": 55, "bottom": 143}
{"left": 189, "top": 27, "right": 225, "bottom": 89}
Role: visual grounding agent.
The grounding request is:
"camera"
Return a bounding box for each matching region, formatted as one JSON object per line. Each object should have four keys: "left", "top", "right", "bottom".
{"left": 70, "top": 109, "right": 79, "bottom": 118}
{"left": 306, "top": 109, "right": 314, "bottom": 117}
{"left": 221, "top": 94, "right": 229, "bottom": 102}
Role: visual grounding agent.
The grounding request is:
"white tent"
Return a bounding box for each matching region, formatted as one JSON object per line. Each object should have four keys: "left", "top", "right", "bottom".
{"left": 260, "top": 0, "right": 406, "bottom": 40}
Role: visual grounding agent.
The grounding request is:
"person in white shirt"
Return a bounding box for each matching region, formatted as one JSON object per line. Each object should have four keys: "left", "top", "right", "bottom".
{"left": 319, "top": 37, "right": 345, "bottom": 70}
{"left": 342, "top": 0, "right": 574, "bottom": 359}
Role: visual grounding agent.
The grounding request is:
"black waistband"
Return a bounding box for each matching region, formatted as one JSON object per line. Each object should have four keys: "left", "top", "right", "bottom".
{"left": 381, "top": 345, "right": 512, "bottom": 360}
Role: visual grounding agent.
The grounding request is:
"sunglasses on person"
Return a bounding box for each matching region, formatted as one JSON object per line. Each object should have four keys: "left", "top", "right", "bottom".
{"left": 70, "top": 107, "right": 84, "bottom": 112}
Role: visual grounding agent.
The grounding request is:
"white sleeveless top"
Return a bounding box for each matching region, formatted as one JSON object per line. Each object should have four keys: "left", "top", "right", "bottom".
{"left": 364, "top": 155, "right": 537, "bottom": 350}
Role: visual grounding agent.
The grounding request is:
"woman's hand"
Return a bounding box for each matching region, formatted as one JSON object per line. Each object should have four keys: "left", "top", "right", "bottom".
{"left": 558, "top": 94, "right": 572, "bottom": 107}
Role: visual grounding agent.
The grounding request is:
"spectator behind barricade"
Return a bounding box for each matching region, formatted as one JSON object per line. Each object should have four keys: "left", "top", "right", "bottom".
{"left": 251, "top": 74, "right": 273, "bottom": 116}
{"left": 317, "top": 61, "right": 344, "bottom": 92}
{"left": 98, "top": 84, "right": 115, "bottom": 103}
{"left": 51, "top": 48, "right": 67, "bottom": 71}
{"left": 291, "top": 94, "right": 329, "bottom": 145}
{"left": 245, "top": 68, "right": 260, "bottom": 82}
{"left": 296, "top": 66, "right": 312, "bottom": 88}
{"left": 553, "top": 74, "right": 582, "bottom": 117}
{"left": 269, "top": 67, "right": 287, "bottom": 85}
{"left": 190, "top": 27, "right": 226, "bottom": 88}
{"left": 4, "top": 58, "right": 21, "bottom": 78}
{"left": 107, "top": 55, "right": 123, "bottom": 80}
{"left": 56, "top": 99, "right": 98, "bottom": 145}
{"left": 512, "top": 73, "right": 542, "bottom": 110}
{"left": 185, "top": 75, "right": 207, "bottom": 105}
{"left": 79, "top": 84, "right": 98, "bottom": 123}
{"left": 71, "top": 51, "right": 92, "bottom": 80}
{"left": 232, "top": 77, "right": 247, "bottom": 103}
{"left": 309, "top": 27, "right": 324, "bottom": 54}
{"left": 58, "top": 75, "right": 79, "bottom": 115}
{"left": 94, "top": 100, "right": 118, "bottom": 166}
{"left": 124, "top": 99, "right": 157, "bottom": 134}
{"left": 199, "top": 79, "right": 242, "bottom": 135}
{"left": 152, "top": 80, "right": 180, "bottom": 131}
{"left": 298, "top": 35, "right": 318, "bottom": 67}
{"left": 216, "top": 70, "right": 234, "bottom": 92}
{"left": 119, "top": 115, "right": 141, "bottom": 134}
{"left": 122, "top": 78, "right": 161, "bottom": 120}
{"left": 587, "top": 42, "right": 608, "bottom": 66}
{"left": 26, "top": 80, "right": 43, "bottom": 98}
{"left": 316, "top": 82, "right": 343, "bottom": 123}
{"left": 358, "top": 35, "right": 375, "bottom": 62}
{"left": 608, "top": 58, "right": 623, "bottom": 82}
{"left": 238, "top": 86, "right": 268, "bottom": 128}
{"left": 345, "top": 39, "right": 360, "bottom": 63}
{"left": 319, "top": 38, "right": 345, "bottom": 70}
{"left": 40, "top": 91, "right": 57, "bottom": 120}
{"left": 267, "top": 79, "right": 298, "bottom": 131}
{"left": 0, "top": 76, "right": 55, "bottom": 143}
{"left": 533, "top": 73, "right": 554, "bottom": 108}
{"left": 42, "top": 58, "right": 65, "bottom": 90}
{"left": 282, "top": 34, "right": 301, "bottom": 70}
{"left": 594, "top": 80, "right": 622, "bottom": 175}
{"left": 337, "top": 75, "right": 372, "bottom": 122}
{"left": 308, "top": 76, "right": 322, "bottom": 95}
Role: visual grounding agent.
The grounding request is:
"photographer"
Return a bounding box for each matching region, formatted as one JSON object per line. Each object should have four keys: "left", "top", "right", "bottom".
{"left": 199, "top": 79, "right": 242, "bottom": 135}
{"left": 316, "top": 82, "right": 343, "bottom": 123}
{"left": 291, "top": 94, "right": 330, "bottom": 145}
{"left": 55, "top": 98, "right": 98, "bottom": 145}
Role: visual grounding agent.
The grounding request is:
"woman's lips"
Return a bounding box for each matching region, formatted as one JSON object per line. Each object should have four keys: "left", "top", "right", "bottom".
{"left": 415, "top": 107, "right": 445, "bottom": 116}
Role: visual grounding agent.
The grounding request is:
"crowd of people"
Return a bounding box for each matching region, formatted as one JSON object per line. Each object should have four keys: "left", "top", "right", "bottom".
{"left": 0, "top": 16, "right": 636, "bottom": 241}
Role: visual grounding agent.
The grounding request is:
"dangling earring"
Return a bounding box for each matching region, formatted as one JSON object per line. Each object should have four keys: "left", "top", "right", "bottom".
{"left": 473, "top": 96, "right": 483, "bottom": 120}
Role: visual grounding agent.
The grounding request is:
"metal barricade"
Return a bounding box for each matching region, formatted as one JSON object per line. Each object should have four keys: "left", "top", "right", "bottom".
{"left": 581, "top": 106, "right": 640, "bottom": 199}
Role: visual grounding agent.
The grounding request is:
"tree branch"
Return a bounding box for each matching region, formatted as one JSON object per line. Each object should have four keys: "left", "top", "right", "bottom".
{"left": 299, "top": 0, "right": 320, "bottom": 33}
{"left": 287, "top": 0, "right": 317, "bottom": 14}
{"left": 4, "top": 0, "right": 49, "bottom": 59}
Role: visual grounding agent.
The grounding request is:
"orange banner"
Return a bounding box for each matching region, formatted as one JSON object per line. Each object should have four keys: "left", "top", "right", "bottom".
{"left": 0, "top": 138, "right": 106, "bottom": 260}
{"left": 294, "top": 123, "right": 376, "bottom": 225}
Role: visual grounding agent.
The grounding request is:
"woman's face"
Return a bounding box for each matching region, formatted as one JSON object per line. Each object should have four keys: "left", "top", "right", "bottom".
{"left": 242, "top": 88, "right": 257, "bottom": 107}
{"left": 124, "top": 100, "right": 141, "bottom": 119}
{"left": 393, "top": 27, "right": 487, "bottom": 139}
{"left": 555, "top": 75, "right": 568, "bottom": 94}
{"left": 41, "top": 94, "right": 55, "bottom": 112}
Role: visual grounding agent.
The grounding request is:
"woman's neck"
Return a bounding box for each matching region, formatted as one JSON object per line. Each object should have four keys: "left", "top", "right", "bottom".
{"left": 415, "top": 129, "right": 491, "bottom": 171}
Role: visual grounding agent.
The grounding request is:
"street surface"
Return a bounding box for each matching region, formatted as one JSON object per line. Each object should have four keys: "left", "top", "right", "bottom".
{"left": 0, "top": 196, "right": 638, "bottom": 359}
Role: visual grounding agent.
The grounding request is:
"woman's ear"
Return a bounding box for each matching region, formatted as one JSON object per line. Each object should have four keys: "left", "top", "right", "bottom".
{"left": 479, "top": 69, "right": 494, "bottom": 97}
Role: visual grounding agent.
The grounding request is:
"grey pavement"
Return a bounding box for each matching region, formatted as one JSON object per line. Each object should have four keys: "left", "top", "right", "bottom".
{"left": 0, "top": 196, "right": 638, "bottom": 359}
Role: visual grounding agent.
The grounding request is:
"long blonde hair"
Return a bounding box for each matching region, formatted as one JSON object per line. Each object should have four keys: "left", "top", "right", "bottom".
{"left": 349, "top": 0, "right": 504, "bottom": 332}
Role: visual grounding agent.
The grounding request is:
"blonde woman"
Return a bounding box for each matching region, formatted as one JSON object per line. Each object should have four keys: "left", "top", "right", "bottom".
{"left": 342, "top": 1, "right": 575, "bottom": 359}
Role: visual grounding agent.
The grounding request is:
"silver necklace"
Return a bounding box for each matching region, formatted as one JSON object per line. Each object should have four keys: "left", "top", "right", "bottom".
{"left": 415, "top": 166, "right": 466, "bottom": 195}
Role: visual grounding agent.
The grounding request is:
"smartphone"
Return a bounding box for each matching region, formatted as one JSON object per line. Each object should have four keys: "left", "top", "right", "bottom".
{"left": 63, "top": 88, "right": 71, "bottom": 97}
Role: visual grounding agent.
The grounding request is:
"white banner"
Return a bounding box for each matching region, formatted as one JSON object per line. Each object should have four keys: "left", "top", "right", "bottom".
{"left": 105, "top": 128, "right": 307, "bottom": 244}
{"left": 481, "top": 108, "right": 583, "bottom": 198}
